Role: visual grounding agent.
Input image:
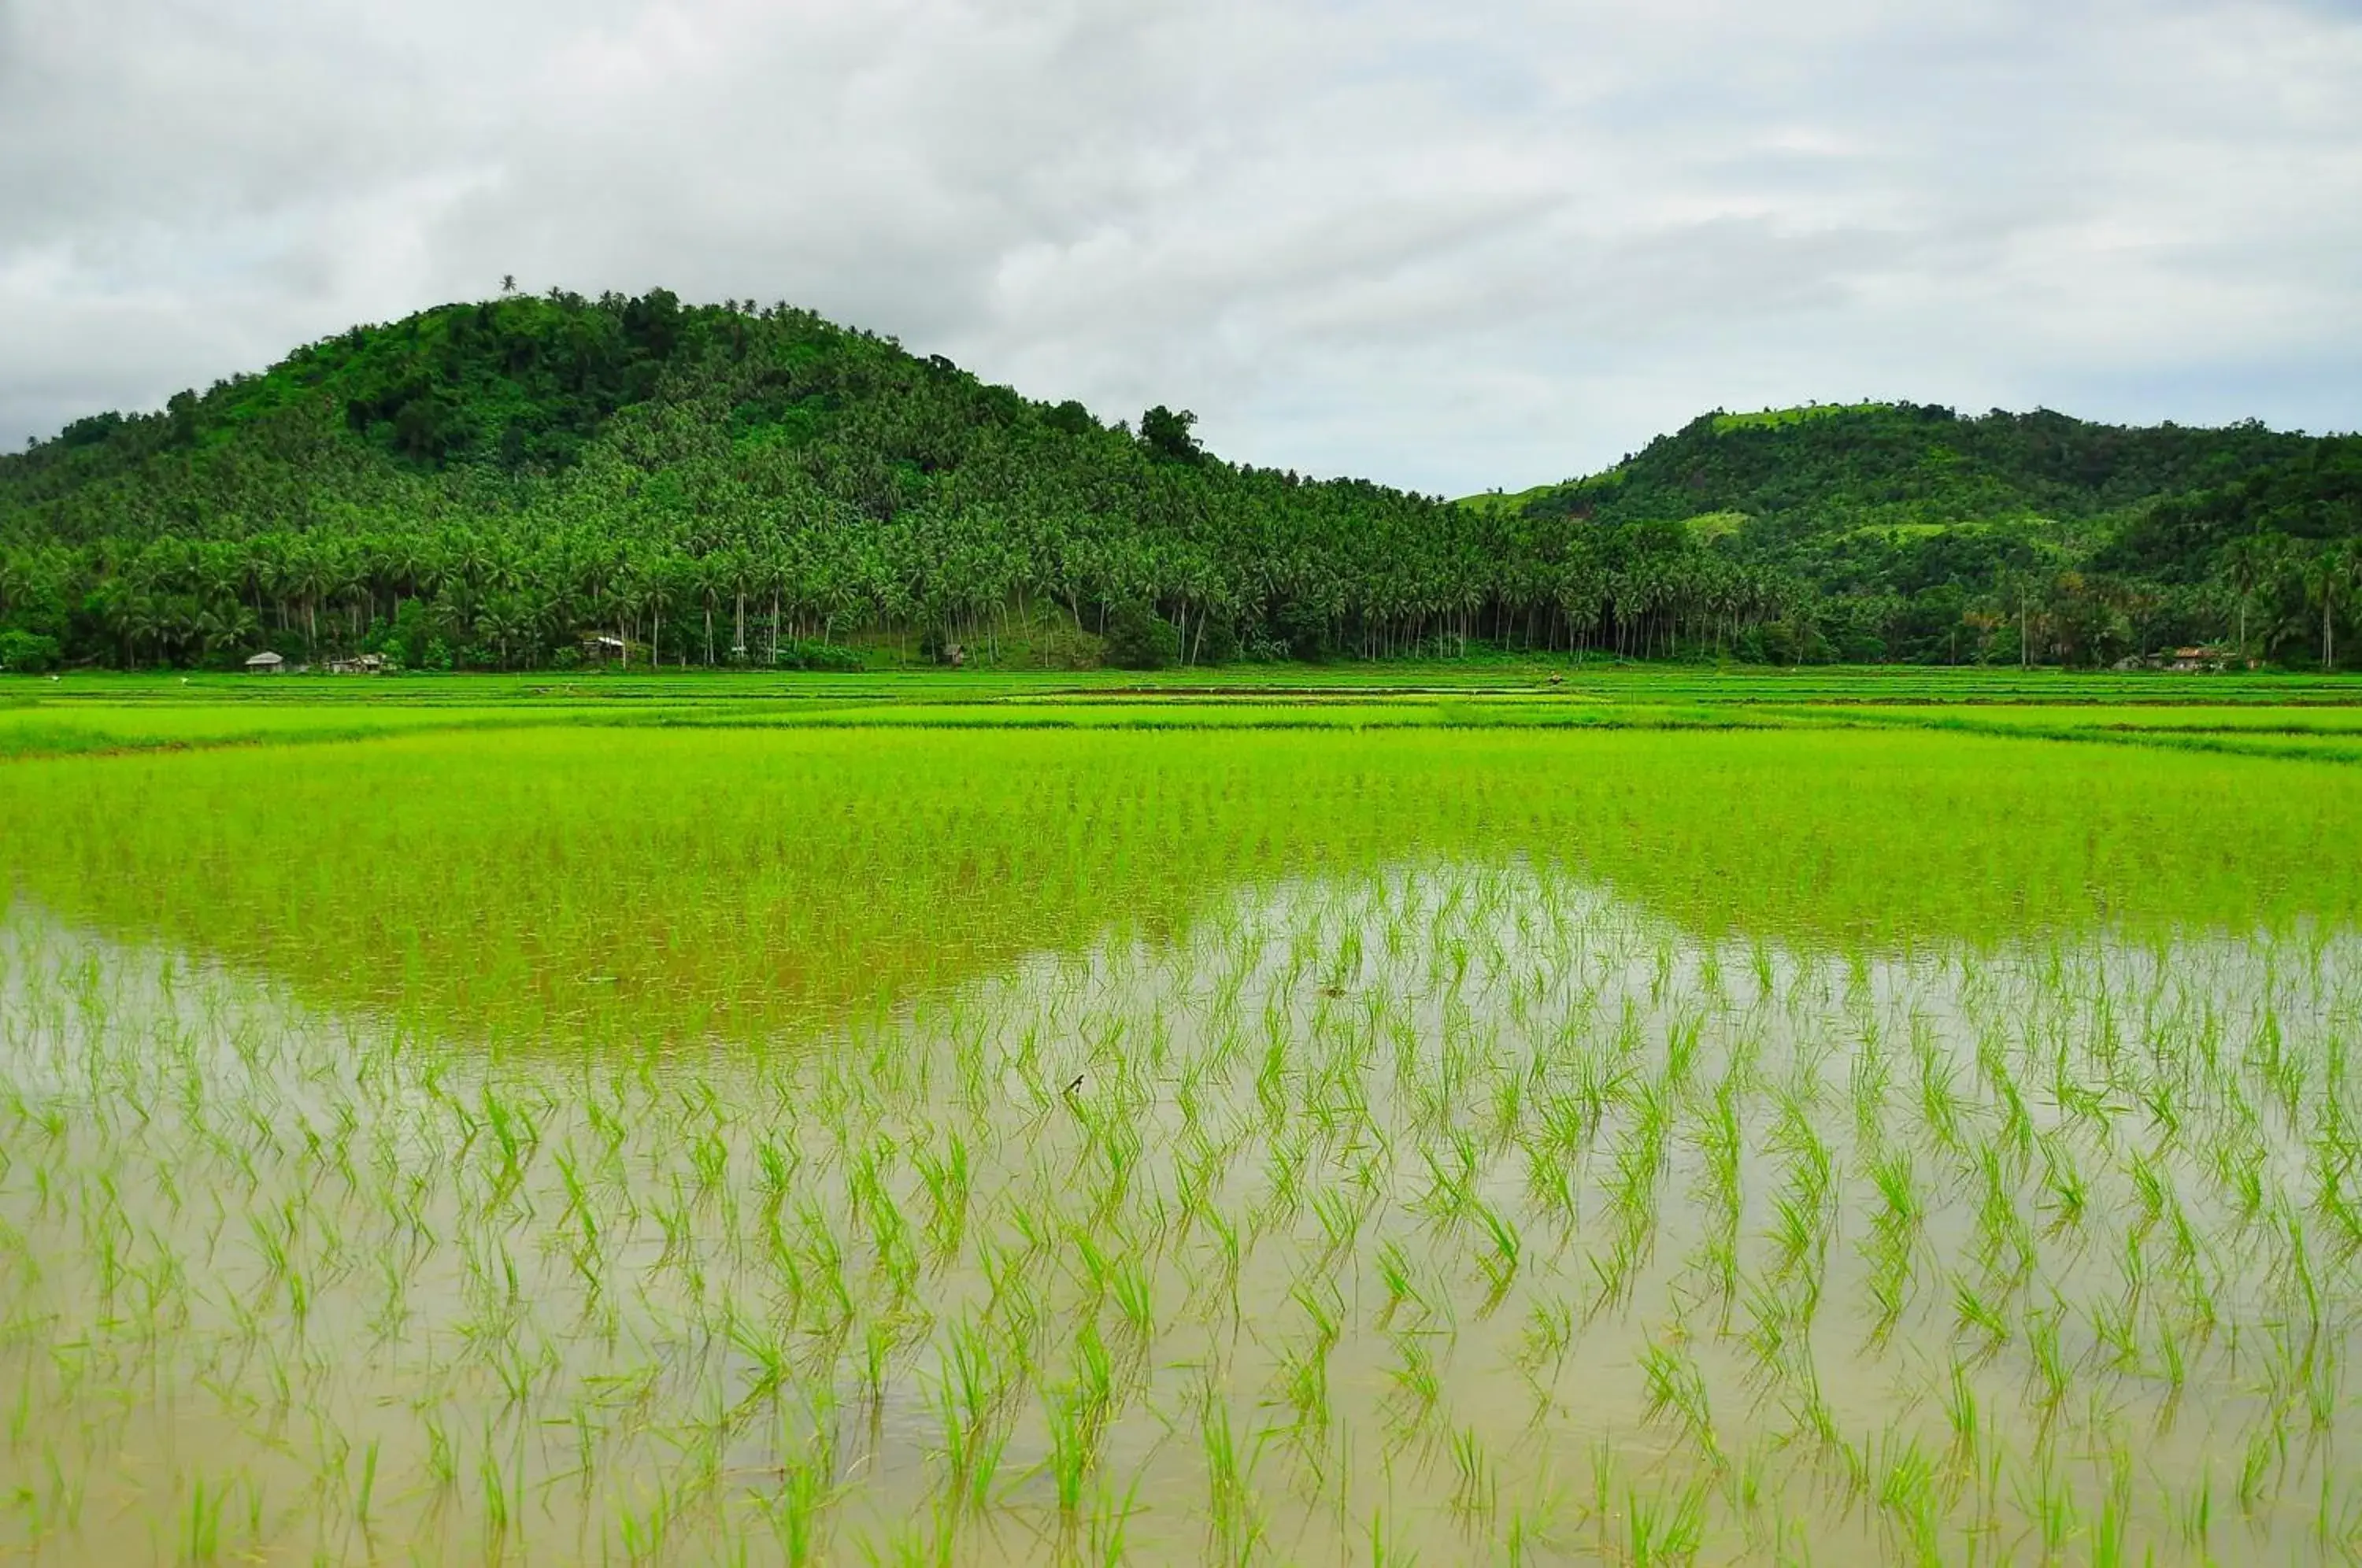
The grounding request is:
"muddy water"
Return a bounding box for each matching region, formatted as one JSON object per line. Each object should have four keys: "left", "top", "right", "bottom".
{"left": 5, "top": 863, "right": 2359, "bottom": 1564}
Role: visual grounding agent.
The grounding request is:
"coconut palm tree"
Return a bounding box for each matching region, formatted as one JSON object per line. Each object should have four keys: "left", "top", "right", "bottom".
{"left": 196, "top": 601, "right": 261, "bottom": 662}
{"left": 0, "top": 552, "right": 30, "bottom": 620}
{"left": 2308, "top": 537, "right": 2362, "bottom": 671}
{"left": 2219, "top": 531, "right": 2283, "bottom": 660}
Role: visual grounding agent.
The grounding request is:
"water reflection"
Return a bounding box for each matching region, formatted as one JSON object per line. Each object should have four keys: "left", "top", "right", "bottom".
{"left": 1, "top": 725, "right": 2355, "bottom": 1049}
{"left": 4, "top": 853, "right": 2358, "bottom": 1563}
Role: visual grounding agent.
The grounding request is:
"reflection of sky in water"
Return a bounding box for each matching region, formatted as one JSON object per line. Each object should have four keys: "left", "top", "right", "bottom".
{"left": 5, "top": 860, "right": 2357, "bottom": 1563}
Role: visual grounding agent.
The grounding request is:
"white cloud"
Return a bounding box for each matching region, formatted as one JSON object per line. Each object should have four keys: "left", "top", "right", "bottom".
{"left": 2, "top": 0, "right": 2356, "bottom": 490}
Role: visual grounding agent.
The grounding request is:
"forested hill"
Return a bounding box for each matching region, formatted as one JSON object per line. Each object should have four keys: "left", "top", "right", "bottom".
{"left": 0, "top": 289, "right": 1464, "bottom": 671}
{"left": 1469, "top": 402, "right": 2361, "bottom": 664}
{"left": 0, "top": 290, "right": 2356, "bottom": 673}
{"left": 1486, "top": 404, "right": 2326, "bottom": 545}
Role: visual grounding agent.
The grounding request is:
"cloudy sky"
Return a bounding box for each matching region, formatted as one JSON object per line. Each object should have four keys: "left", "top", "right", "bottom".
{"left": 3, "top": 0, "right": 2358, "bottom": 494}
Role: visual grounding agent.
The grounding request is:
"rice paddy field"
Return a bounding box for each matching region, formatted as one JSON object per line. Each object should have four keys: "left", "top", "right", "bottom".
{"left": 6, "top": 667, "right": 2362, "bottom": 1564}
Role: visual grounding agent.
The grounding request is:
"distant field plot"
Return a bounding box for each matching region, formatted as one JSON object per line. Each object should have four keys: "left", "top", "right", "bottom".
{"left": 0, "top": 699, "right": 595, "bottom": 757}
{"left": 6, "top": 664, "right": 2360, "bottom": 759}
{"left": 1783, "top": 701, "right": 2362, "bottom": 764}
{"left": 1921, "top": 704, "right": 2362, "bottom": 731}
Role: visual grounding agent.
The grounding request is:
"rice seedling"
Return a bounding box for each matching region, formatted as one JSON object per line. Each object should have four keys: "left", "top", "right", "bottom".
{"left": 0, "top": 703, "right": 2356, "bottom": 1560}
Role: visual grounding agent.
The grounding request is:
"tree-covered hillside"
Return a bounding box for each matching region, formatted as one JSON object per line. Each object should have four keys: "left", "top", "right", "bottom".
{"left": 0, "top": 290, "right": 1490, "bottom": 672}
{"left": 1476, "top": 402, "right": 2362, "bottom": 666}
{"left": 1, "top": 291, "right": 2356, "bottom": 672}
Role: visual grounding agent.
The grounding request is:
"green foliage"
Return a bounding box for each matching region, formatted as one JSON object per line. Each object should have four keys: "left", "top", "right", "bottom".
{"left": 1538, "top": 403, "right": 2319, "bottom": 534}
{"left": 0, "top": 292, "right": 1487, "bottom": 671}
{"left": 1502, "top": 402, "right": 2362, "bottom": 668}
{"left": 1101, "top": 602, "right": 1180, "bottom": 669}
{"left": 0, "top": 628, "right": 60, "bottom": 672}
{"left": 1136, "top": 405, "right": 1205, "bottom": 465}
{"left": 776, "top": 638, "right": 863, "bottom": 671}
{"left": 2, "top": 298, "right": 2359, "bottom": 672}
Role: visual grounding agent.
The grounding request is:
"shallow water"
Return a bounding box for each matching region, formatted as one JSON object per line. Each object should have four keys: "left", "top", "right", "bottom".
{"left": 6, "top": 849, "right": 2362, "bottom": 1564}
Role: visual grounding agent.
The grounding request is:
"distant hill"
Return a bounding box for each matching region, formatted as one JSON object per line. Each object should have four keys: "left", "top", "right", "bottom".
{"left": 1483, "top": 401, "right": 2322, "bottom": 537}
{"left": 1, "top": 294, "right": 2356, "bottom": 672}
{"left": 1461, "top": 402, "right": 2362, "bottom": 664}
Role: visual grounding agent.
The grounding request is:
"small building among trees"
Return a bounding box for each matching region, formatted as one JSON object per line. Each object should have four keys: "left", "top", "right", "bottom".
{"left": 244, "top": 652, "right": 285, "bottom": 674}
{"left": 2115, "top": 645, "right": 2231, "bottom": 673}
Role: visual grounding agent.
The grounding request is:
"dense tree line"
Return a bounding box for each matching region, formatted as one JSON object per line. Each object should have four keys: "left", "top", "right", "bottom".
{"left": 2, "top": 291, "right": 2356, "bottom": 672}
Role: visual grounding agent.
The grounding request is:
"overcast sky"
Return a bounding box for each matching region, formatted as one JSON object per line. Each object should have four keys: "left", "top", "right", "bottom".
{"left": 3, "top": 0, "right": 2358, "bottom": 494}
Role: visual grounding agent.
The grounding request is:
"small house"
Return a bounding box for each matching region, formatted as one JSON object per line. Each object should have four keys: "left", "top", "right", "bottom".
{"left": 580, "top": 634, "right": 629, "bottom": 664}
{"left": 244, "top": 652, "right": 285, "bottom": 674}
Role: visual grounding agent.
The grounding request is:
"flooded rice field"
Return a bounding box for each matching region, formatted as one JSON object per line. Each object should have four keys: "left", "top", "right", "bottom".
{"left": 3, "top": 724, "right": 2361, "bottom": 1563}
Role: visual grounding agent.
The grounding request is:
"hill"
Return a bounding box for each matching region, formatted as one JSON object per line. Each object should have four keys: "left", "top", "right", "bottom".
{"left": 1, "top": 294, "right": 2356, "bottom": 672}
{"left": 0, "top": 290, "right": 1488, "bottom": 672}
{"left": 1464, "top": 402, "right": 2362, "bottom": 664}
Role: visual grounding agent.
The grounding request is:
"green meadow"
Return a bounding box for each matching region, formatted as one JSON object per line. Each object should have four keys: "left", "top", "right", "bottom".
{"left": 5, "top": 669, "right": 2362, "bottom": 1563}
